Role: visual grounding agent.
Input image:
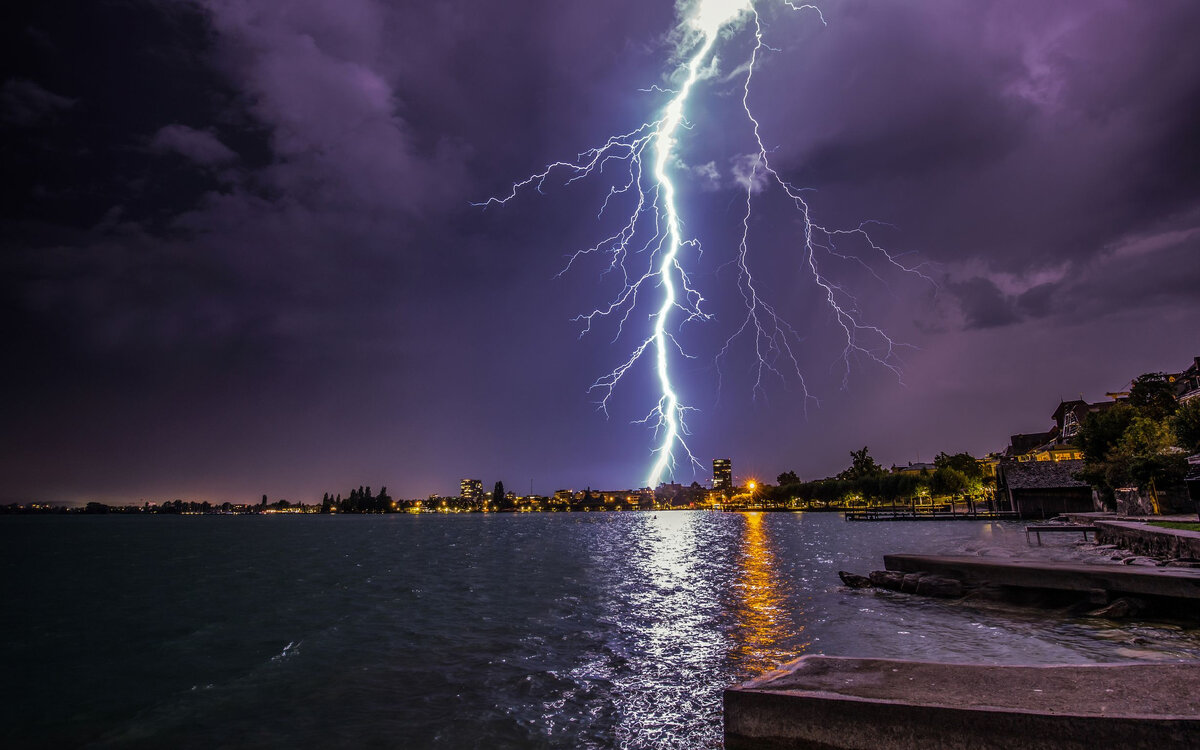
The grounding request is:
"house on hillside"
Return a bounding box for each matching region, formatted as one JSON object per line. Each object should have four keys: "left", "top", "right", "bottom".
{"left": 1005, "top": 430, "right": 1058, "bottom": 460}
{"left": 1176, "top": 357, "right": 1200, "bottom": 403}
{"left": 1004, "top": 397, "right": 1125, "bottom": 462}
{"left": 996, "top": 459, "right": 1095, "bottom": 518}
{"left": 1051, "top": 399, "right": 1124, "bottom": 443}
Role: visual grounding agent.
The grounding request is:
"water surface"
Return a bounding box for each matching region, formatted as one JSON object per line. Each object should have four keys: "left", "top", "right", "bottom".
{"left": 3, "top": 512, "right": 1198, "bottom": 748}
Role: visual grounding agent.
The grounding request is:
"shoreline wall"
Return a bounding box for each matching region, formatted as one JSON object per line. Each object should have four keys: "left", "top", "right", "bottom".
{"left": 1094, "top": 521, "right": 1200, "bottom": 560}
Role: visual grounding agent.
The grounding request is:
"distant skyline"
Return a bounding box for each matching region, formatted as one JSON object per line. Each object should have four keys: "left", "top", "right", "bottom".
{"left": 3, "top": 1, "right": 1199, "bottom": 505}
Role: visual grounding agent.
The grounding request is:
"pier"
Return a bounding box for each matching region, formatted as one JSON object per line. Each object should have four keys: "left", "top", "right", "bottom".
{"left": 845, "top": 508, "right": 1020, "bottom": 521}
{"left": 882, "top": 554, "right": 1200, "bottom": 602}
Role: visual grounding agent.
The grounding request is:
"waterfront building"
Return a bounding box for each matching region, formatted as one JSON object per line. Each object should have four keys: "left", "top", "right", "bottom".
{"left": 713, "top": 458, "right": 732, "bottom": 491}
{"left": 995, "top": 460, "right": 1093, "bottom": 516}
{"left": 460, "top": 479, "right": 483, "bottom": 502}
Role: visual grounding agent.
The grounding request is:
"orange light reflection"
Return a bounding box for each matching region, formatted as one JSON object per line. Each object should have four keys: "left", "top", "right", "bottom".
{"left": 733, "top": 512, "right": 800, "bottom": 675}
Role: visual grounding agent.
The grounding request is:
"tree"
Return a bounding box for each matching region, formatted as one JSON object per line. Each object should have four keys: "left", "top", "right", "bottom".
{"left": 494, "top": 481, "right": 511, "bottom": 510}
{"left": 931, "top": 467, "right": 968, "bottom": 497}
{"left": 934, "top": 452, "right": 983, "bottom": 482}
{"left": 777, "top": 470, "right": 800, "bottom": 486}
{"left": 838, "top": 447, "right": 884, "bottom": 481}
{"left": 1107, "top": 415, "right": 1186, "bottom": 488}
{"left": 1077, "top": 404, "right": 1186, "bottom": 500}
{"left": 1076, "top": 403, "right": 1135, "bottom": 463}
{"left": 1173, "top": 399, "right": 1200, "bottom": 454}
{"left": 1129, "top": 372, "right": 1178, "bottom": 421}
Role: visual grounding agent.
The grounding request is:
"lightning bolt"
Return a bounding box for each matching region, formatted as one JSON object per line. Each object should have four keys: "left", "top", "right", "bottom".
{"left": 476, "top": 0, "right": 933, "bottom": 489}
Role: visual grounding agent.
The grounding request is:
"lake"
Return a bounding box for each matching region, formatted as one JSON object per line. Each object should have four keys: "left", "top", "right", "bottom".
{"left": 4, "top": 512, "right": 1199, "bottom": 748}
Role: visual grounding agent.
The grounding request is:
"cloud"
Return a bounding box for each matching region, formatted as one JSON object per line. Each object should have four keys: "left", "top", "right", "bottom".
{"left": 689, "top": 160, "right": 721, "bottom": 190}
{"left": 1, "top": 78, "right": 75, "bottom": 126}
{"left": 193, "top": 0, "right": 468, "bottom": 215}
{"left": 949, "top": 277, "right": 1021, "bottom": 330}
{"left": 730, "top": 153, "right": 768, "bottom": 194}
{"left": 150, "top": 124, "right": 237, "bottom": 165}
{"left": 946, "top": 218, "right": 1200, "bottom": 330}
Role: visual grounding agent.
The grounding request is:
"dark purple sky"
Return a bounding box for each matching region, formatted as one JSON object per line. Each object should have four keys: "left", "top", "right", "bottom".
{"left": 3, "top": 0, "right": 1199, "bottom": 504}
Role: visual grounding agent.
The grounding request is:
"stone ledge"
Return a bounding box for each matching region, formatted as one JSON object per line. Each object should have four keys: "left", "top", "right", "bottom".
{"left": 1095, "top": 520, "right": 1200, "bottom": 560}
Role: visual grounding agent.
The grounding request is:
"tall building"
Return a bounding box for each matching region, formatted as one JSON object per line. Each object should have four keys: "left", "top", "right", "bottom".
{"left": 460, "top": 478, "right": 483, "bottom": 501}
{"left": 713, "top": 458, "right": 732, "bottom": 491}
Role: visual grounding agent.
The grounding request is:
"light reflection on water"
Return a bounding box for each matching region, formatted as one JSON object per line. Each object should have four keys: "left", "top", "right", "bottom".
{"left": 4, "top": 512, "right": 1200, "bottom": 749}
{"left": 732, "top": 512, "right": 799, "bottom": 676}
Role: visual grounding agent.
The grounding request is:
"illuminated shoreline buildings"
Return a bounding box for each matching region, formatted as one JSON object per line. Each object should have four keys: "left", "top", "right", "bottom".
{"left": 713, "top": 459, "right": 732, "bottom": 492}
{"left": 460, "top": 479, "right": 483, "bottom": 503}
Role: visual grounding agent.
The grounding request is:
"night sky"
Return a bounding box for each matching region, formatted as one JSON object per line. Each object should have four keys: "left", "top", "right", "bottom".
{"left": 3, "top": 0, "right": 1199, "bottom": 505}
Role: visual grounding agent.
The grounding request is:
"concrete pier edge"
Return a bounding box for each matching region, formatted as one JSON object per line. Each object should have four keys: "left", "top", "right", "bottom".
{"left": 724, "top": 655, "right": 1200, "bottom": 750}
{"left": 881, "top": 554, "right": 1200, "bottom": 602}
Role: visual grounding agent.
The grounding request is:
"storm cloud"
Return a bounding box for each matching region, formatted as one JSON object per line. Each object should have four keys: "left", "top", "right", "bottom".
{"left": 2, "top": 0, "right": 1198, "bottom": 503}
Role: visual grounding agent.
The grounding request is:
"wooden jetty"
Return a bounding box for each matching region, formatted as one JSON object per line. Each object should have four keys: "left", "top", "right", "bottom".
{"left": 1025, "top": 523, "right": 1095, "bottom": 544}
{"left": 845, "top": 508, "right": 1020, "bottom": 522}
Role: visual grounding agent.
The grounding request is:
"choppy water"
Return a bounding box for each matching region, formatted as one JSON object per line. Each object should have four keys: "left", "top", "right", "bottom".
{"left": 3, "top": 512, "right": 1199, "bottom": 748}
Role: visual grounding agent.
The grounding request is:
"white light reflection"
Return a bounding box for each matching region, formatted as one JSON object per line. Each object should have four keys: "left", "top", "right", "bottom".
{"left": 614, "top": 512, "right": 726, "bottom": 747}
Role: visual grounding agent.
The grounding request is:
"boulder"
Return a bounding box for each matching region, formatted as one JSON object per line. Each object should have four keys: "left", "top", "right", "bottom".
{"left": 1092, "top": 597, "right": 1147, "bottom": 618}
{"left": 868, "top": 570, "right": 905, "bottom": 591}
{"left": 901, "top": 573, "right": 923, "bottom": 593}
{"left": 914, "top": 575, "right": 965, "bottom": 598}
{"left": 838, "top": 571, "right": 873, "bottom": 589}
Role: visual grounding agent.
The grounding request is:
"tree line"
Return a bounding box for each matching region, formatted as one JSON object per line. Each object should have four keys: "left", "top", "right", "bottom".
{"left": 759, "top": 448, "right": 990, "bottom": 508}
{"left": 321, "top": 486, "right": 393, "bottom": 513}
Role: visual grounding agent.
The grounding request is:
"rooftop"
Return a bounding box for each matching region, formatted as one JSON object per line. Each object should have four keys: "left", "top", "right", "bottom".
{"left": 1000, "top": 459, "right": 1089, "bottom": 490}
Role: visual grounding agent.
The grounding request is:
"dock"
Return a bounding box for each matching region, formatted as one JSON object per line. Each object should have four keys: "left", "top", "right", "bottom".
{"left": 883, "top": 554, "right": 1200, "bottom": 602}
{"left": 725, "top": 655, "right": 1200, "bottom": 749}
{"left": 845, "top": 509, "right": 1020, "bottom": 521}
{"left": 1025, "top": 524, "right": 1095, "bottom": 544}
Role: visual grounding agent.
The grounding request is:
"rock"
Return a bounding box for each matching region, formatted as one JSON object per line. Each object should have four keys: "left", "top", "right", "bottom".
{"left": 838, "top": 571, "right": 873, "bottom": 589}
{"left": 1122, "top": 556, "right": 1160, "bottom": 567}
{"left": 914, "top": 574, "right": 964, "bottom": 598}
{"left": 1093, "top": 544, "right": 1118, "bottom": 551}
{"left": 901, "top": 573, "right": 923, "bottom": 593}
{"left": 868, "top": 570, "right": 904, "bottom": 591}
{"left": 1092, "top": 597, "right": 1147, "bottom": 618}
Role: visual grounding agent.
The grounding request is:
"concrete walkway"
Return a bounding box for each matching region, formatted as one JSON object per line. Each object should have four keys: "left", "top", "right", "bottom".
{"left": 725, "top": 655, "right": 1200, "bottom": 749}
